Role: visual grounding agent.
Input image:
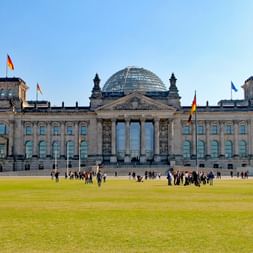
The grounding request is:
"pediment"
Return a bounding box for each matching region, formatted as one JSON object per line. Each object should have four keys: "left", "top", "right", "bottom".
{"left": 96, "top": 92, "right": 175, "bottom": 111}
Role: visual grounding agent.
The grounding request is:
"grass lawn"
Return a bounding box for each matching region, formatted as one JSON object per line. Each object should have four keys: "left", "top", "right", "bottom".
{"left": 0, "top": 177, "right": 253, "bottom": 253}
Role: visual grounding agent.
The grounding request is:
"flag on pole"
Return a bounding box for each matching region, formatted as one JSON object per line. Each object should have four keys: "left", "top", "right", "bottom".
{"left": 231, "top": 81, "right": 238, "bottom": 92}
{"left": 188, "top": 93, "right": 197, "bottom": 123}
{"left": 7, "top": 54, "right": 14, "bottom": 70}
{"left": 36, "top": 83, "right": 43, "bottom": 95}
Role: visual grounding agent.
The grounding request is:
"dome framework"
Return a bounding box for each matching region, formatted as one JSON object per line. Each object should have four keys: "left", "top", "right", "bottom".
{"left": 102, "top": 67, "right": 167, "bottom": 93}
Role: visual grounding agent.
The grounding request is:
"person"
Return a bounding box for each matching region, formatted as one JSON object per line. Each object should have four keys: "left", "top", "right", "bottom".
{"left": 97, "top": 170, "right": 102, "bottom": 187}
{"left": 167, "top": 170, "right": 173, "bottom": 186}
{"left": 207, "top": 171, "right": 214, "bottom": 186}
{"left": 50, "top": 170, "right": 54, "bottom": 180}
{"left": 55, "top": 170, "right": 60, "bottom": 182}
{"left": 103, "top": 173, "right": 107, "bottom": 183}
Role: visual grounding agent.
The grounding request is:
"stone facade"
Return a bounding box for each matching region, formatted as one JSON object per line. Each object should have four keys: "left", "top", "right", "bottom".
{"left": 0, "top": 70, "right": 253, "bottom": 172}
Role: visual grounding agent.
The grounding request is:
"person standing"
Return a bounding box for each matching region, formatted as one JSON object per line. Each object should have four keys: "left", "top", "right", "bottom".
{"left": 97, "top": 170, "right": 102, "bottom": 187}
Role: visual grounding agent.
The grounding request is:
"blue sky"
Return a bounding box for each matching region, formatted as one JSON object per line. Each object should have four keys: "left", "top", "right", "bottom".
{"left": 1, "top": 0, "right": 253, "bottom": 106}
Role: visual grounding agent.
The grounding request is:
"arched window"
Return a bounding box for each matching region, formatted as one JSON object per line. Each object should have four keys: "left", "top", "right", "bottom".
{"left": 52, "top": 141, "right": 60, "bottom": 158}
{"left": 39, "top": 141, "right": 47, "bottom": 158}
{"left": 211, "top": 140, "right": 219, "bottom": 158}
{"left": 25, "top": 141, "right": 33, "bottom": 158}
{"left": 225, "top": 140, "right": 233, "bottom": 158}
{"left": 183, "top": 141, "right": 191, "bottom": 158}
{"left": 80, "top": 141, "right": 88, "bottom": 159}
{"left": 239, "top": 140, "right": 247, "bottom": 157}
{"left": 66, "top": 141, "right": 74, "bottom": 159}
{"left": 197, "top": 140, "right": 205, "bottom": 158}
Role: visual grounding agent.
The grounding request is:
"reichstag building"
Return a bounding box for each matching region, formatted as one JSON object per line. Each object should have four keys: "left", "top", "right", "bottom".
{"left": 0, "top": 66, "right": 253, "bottom": 171}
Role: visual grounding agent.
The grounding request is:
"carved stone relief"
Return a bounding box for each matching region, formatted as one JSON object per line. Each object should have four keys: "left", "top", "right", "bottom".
{"left": 102, "top": 120, "right": 112, "bottom": 155}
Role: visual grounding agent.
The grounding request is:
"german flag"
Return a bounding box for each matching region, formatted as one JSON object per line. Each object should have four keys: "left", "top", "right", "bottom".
{"left": 36, "top": 83, "right": 43, "bottom": 95}
{"left": 7, "top": 54, "right": 14, "bottom": 70}
{"left": 188, "top": 93, "right": 196, "bottom": 123}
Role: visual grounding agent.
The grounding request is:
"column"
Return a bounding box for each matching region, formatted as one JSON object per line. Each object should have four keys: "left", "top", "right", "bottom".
{"left": 154, "top": 118, "right": 160, "bottom": 162}
{"left": 248, "top": 120, "right": 253, "bottom": 156}
{"left": 33, "top": 122, "right": 38, "bottom": 157}
{"left": 125, "top": 118, "right": 130, "bottom": 163}
{"left": 60, "top": 121, "right": 65, "bottom": 157}
{"left": 205, "top": 121, "right": 210, "bottom": 157}
{"left": 97, "top": 119, "right": 103, "bottom": 159}
{"left": 47, "top": 122, "right": 51, "bottom": 157}
{"left": 140, "top": 118, "right": 146, "bottom": 163}
{"left": 110, "top": 119, "right": 117, "bottom": 163}
{"left": 219, "top": 121, "right": 224, "bottom": 157}
{"left": 74, "top": 121, "right": 79, "bottom": 157}
{"left": 8, "top": 120, "right": 14, "bottom": 156}
{"left": 234, "top": 121, "right": 239, "bottom": 156}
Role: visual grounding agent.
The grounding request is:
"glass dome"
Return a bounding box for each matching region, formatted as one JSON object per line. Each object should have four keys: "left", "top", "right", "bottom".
{"left": 102, "top": 67, "right": 166, "bottom": 93}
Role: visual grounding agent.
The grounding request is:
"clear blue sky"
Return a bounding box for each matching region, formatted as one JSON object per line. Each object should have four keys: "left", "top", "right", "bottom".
{"left": 1, "top": 0, "right": 253, "bottom": 106}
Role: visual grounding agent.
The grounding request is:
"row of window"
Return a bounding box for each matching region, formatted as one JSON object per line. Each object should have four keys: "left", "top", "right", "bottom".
{"left": 183, "top": 140, "right": 248, "bottom": 159}
{"left": 0, "top": 89, "right": 14, "bottom": 98}
{"left": 25, "top": 141, "right": 88, "bottom": 159}
{"left": 25, "top": 125, "right": 87, "bottom": 136}
{"left": 183, "top": 124, "right": 247, "bottom": 135}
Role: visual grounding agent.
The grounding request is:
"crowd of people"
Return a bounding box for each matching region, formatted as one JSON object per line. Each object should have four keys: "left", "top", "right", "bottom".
{"left": 166, "top": 170, "right": 215, "bottom": 187}
{"left": 50, "top": 167, "right": 250, "bottom": 187}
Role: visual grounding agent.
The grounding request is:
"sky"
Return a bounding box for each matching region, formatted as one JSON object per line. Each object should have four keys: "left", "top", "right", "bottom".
{"left": 1, "top": 0, "right": 253, "bottom": 107}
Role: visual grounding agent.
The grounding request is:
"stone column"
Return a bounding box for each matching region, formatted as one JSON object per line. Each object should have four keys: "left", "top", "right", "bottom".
{"left": 8, "top": 120, "right": 14, "bottom": 156}
{"left": 140, "top": 118, "right": 146, "bottom": 163}
{"left": 205, "top": 121, "right": 210, "bottom": 157}
{"left": 33, "top": 122, "right": 38, "bottom": 157}
{"left": 97, "top": 119, "right": 103, "bottom": 161}
{"left": 125, "top": 118, "right": 130, "bottom": 163}
{"left": 220, "top": 121, "right": 224, "bottom": 157}
{"left": 60, "top": 121, "right": 65, "bottom": 158}
{"left": 234, "top": 121, "right": 239, "bottom": 156}
{"left": 74, "top": 121, "right": 79, "bottom": 157}
{"left": 47, "top": 122, "right": 51, "bottom": 157}
{"left": 248, "top": 120, "right": 253, "bottom": 156}
{"left": 110, "top": 119, "right": 117, "bottom": 163}
{"left": 154, "top": 118, "right": 160, "bottom": 162}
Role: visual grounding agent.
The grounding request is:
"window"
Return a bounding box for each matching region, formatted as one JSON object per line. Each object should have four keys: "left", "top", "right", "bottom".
{"left": 211, "top": 140, "right": 219, "bottom": 158}
{"left": 239, "top": 140, "right": 247, "bottom": 157}
{"left": 80, "top": 141, "right": 88, "bottom": 159}
{"left": 210, "top": 125, "right": 218, "bottom": 135}
{"left": 25, "top": 141, "right": 33, "bottom": 158}
{"left": 225, "top": 125, "right": 233, "bottom": 134}
{"left": 39, "top": 141, "right": 47, "bottom": 158}
{"left": 197, "top": 125, "right": 204, "bottom": 135}
{"left": 0, "top": 123, "right": 7, "bottom": 135}
{"left": 39, "top": 126, "right": 46, "bottom": 135}
{"left": 197, "top": 140, "right": 205, "bottom": 158}
{"left": 52, "top": 141, "right": 60, "bottom": 158}
{"left": 116, "top": 122, "right": 125, "bottom": 160}
{"left": 52, "top": 126, "right": 60, "bottom": 136}
{"left": 145, "top": 122, "right": 154, "bottom": 159}
{"left": 80, "top": 126, "right": 87, "bottom": 135}
{"left": 67, "top": 126, "right": 73, "bottom": 135}
{"left": 0, "top": 144, "right": 6, "bottom": 158}
{"left": 0, "top": 89, "right": 5, "bottom": 97}
{"left": 183, "top": 141, "right": 191, "bottom": 158}
{"left": 66, "top": 141, "right": 74, "bottom": 158}
{"left": 239, "top": 124, "right": 247, "bottom": 135}
{"left": 183, "top": 125, "right": 191, "bottom": 135}
{"left": 225, "top": 140, "right": 233, "bottom": 158}
{"left": 25, "top": 126, "right": 32, "bottom": 135}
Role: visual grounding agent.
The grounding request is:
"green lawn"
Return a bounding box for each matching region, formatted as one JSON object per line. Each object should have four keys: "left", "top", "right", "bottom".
{"left": 0, "top": 177, "right": 253, "bottom": 253}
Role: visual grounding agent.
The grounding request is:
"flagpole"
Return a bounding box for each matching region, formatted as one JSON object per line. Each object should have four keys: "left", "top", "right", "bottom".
{"left": 5, "top": 55, "right": 8, "bottom": 78}
{"left": 231, "top": 85, "right": 232, "bottom": 100}
{"left": 194, "top": 90, "right": 198, "bottom": 170}
{"left": 36, "top": 88, "right": 38, "bottom": 102}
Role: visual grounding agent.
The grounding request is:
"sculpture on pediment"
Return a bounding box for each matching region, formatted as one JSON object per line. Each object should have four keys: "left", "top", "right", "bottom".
{"left": 114, "top": 97, "right": 160, "bottom": 110}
